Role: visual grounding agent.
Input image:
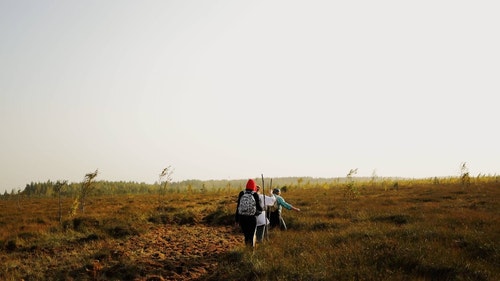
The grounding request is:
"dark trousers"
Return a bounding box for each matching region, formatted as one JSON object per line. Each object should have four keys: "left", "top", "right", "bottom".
{"left": 269, "top": 211, "right": 287, "bottom": 230}
{"left": 239, "top": 215, "right": 257, "bottom": 247}
{"left": 256, "top": 225, "right": 266, "bottom": 242}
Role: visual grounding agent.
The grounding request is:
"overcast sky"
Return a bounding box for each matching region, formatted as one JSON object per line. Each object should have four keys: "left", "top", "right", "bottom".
{"left": 1, "top": 1, "right": 498, "bottom": 193}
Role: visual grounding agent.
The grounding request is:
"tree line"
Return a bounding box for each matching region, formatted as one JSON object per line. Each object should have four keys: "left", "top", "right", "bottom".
{"left": 3, "top": 171, "right": 496, "bottom": 199}
{"left": 0, "top": 176, "right": 390, "bottom": 199}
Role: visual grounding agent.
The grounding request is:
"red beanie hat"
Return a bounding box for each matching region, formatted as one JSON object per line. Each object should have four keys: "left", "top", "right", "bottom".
{"left": 246, "top": 179, "right": 257, "bottom": 191}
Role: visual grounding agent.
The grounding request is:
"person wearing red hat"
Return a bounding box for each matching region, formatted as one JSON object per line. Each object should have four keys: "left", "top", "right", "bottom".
{"left": 235, "top": 179, "right": 263, "bottom": 248}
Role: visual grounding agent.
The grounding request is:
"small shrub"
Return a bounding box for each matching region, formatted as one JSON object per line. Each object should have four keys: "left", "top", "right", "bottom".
{"left": 107, "top": 225, "right": 138, "bottom": 238}
{"left": 310, "top": 221, "right": 340, "bottom": 231}
{"left": 148, "top": 214, "right": 169, "bottom": 224}
{"left": 78, "top": 233, "right": 99, "bottom": 243}
{"left": 5, "top": 239, "right": 17, "bottom": 252}
{"left": 202, "top": 207, "right": 234, "bottom": 225}
{"left": 70, "top": 217, "right": 100, "bottom": 232}
{"left": 172, "top": 210, "right": 196, "bottom": 225}
{"left": 371, "top": 214, "right": 410, "bottom": 225}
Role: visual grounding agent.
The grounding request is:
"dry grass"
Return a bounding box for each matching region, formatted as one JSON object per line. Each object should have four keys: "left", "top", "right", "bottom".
{"left": 0, "top": 180, "right": 498, "bottom": 280}
{"left": 211, "top": 181, "right": 499, "bottom": 281}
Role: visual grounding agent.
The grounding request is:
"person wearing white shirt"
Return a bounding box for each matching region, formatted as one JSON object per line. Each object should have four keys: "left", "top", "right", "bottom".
{"left": 255, "top": 185, "right": 276, "bottom": 243}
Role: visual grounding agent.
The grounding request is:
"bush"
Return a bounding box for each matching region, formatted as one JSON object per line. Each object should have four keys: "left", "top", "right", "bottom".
{"left": 64, "top": 217, "right": 100, "bottom": 232}
{"left": 106, "top": 225, "right": 138, "bottom": 238}
{"left": 172, "top": 210, "right": 196, "bottom": 225}
{"left": 148, "top": 214, "right": 169, "bottom": 224}
{"left": 203, "top": 207, "right": 234, "bottom": 226}
{"left": 78, "top": 233, "right": 99, "bottom": 243}
{"left": 5, "top": 239, "right": 17, "bottom": 252}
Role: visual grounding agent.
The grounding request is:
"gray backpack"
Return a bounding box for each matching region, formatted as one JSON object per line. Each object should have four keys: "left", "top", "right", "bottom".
{"left": 238, "top": 191, "right": 257, "bottom": 216}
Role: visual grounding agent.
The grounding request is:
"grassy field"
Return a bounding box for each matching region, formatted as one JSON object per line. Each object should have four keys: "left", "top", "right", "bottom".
{"left": 0, "top": 179, "right": 498, "bottom": 280}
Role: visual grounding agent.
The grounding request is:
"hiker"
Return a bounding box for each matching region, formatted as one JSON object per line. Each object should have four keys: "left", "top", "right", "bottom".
{"left": 269, "top": 188, "right": 300, "bottom": 230}
{"left": 255, "top": 185, "right": 276, "bottom": 243}
{"left": 235, "top": 179, "right": 263, "bottom": 248}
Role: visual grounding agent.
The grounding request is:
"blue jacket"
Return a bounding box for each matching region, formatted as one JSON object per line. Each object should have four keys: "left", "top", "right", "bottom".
{"left": 274, "top": 194, "right": 293, "bottom": 211}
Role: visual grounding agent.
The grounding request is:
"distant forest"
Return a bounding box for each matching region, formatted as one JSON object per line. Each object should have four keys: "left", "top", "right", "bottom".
{"left": 1, "top": 176, "right": 397, "bottom": 198}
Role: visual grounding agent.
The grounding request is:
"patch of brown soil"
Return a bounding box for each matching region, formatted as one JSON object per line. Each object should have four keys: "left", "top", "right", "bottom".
{"left": 112, "top": 225, "right": 242, "bottom": 281}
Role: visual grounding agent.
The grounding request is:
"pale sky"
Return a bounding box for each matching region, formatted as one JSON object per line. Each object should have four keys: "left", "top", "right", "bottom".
{"left": 1, "top": 1, "right": 499, "bottom": 193}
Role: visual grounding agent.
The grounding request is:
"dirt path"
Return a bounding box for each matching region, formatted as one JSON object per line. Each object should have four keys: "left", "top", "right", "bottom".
{"left": 113, "top": 224, "right": 242, "bottom": 281}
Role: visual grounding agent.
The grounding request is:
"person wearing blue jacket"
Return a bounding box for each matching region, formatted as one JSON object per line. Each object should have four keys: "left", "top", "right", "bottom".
{"left": 269, "top": 188, "right": 300, "bottom": 230}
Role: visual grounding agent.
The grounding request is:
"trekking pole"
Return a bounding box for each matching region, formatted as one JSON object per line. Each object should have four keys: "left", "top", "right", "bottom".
{"left": 267, "top": 178, "right": 273, "bottom": 240}
{"left": 261, "top": 174, "right": 267, "bottom": 241}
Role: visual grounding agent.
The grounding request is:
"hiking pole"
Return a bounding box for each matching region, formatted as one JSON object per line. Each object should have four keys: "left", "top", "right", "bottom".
{"left": 267, "top": 178, "right": 273, "bottom": 240}
{"left": 261, "top": 174, "right": 268, "bottom": 241}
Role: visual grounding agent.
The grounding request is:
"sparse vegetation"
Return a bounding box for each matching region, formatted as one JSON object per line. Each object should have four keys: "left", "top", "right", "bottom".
{"left": 0, "top": 176, "right": 498, "bottom": 280}
{"left": 158, "top": 166, "right": 174, "bottom": 216}
{"left": 460, "top": 162, "right": 471, "bottom": 187}
{"left": 344, "top": 168, "right": 359, "bottom": 199}
{"left": 54, "top": 180, "right": 67, "bottom": 225}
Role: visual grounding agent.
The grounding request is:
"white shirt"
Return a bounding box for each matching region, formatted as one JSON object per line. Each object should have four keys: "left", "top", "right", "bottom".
{"left": 256, "top": 194, "right": 276, "bottom": 226}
